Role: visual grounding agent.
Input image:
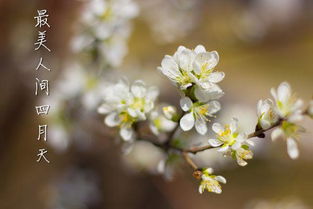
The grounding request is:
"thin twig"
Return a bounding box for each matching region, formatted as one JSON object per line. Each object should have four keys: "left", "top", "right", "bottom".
{"left": 182, "top": 152, "right": 198, "bottom": 170}
{"left": 138, "top": 107, "right": 309, "bottom": 170}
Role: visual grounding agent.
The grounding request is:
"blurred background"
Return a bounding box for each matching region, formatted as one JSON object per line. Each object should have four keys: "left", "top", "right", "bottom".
{"left": 0, "top": 0, "right": 313, "bottom": 209}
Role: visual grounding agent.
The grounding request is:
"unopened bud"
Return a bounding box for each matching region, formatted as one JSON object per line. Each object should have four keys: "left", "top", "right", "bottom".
{"left": 162, "top": 106, "right": 177, "bottom": 121}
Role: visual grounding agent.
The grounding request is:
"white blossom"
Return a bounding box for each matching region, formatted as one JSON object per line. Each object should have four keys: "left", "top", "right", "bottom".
{"left": 208, "top": 118, "right": 254, "bottom": 166}
{"left": 72, "top": 0, "right": 139, "bottom": 67}
{"left": 82, "top": 0, "right": 138, "bottom": 39}
{"left": 198, "top": 168, "right": 226, "bottom": 194}
{"left": 257, "top": 99, "right": 279, "bottom": 129}
{"left": 179, "top": 97, "right": 221, "bottom": 135}
{"left": 158, "top": 46, "right": 195, "bottom": 90}
{"left": 270, "top": 82, "right": 303, "bottom": 122}
{"left": 149, "top": 108, "right": 177, "bottom": 136}
{"left": 271, "top": 121, "right": 303, "bottom": 159}
{"left": 269, "top": 82, "right": 304, "bottom": 159}
{"left": 98, "top": 79, "right": 159, "bottom": 141}
{"left": 189, "top": 46, "right": 224, "bottom": 91}
{"left": 158, "top": 45, "right": 224, "bottom": 102}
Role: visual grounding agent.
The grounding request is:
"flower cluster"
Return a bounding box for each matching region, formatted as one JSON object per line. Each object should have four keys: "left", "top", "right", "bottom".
{"left": 98, "top": 79, "right": 159, "bottom": 141}
{"left": 72, "top": 0, "right": 139, "bottom": 67}
{"left": 209, "top": 118, "right": 254, "bottom": 166}
{"left": 158, "top": 45, "right": 224, "bottom": 101}
{"left": 198, "top": 168, "right": 226, "bottom": 194}
{"left": 97, "top": 44, "right": 312, "bottom": 196}
{"left": 43, "top": 64, "right": 107, "bottom": 151}
{"left": 257, "top": 82, "right": 304, "bottom": 159}
{"left": 159, "top": 45, "right": 224, "bottom": 135}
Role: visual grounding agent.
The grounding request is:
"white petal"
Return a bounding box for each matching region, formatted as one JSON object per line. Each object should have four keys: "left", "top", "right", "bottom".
{"left": 232, "top": 141, "right": 242, "bottom": 150}
{"left": 177, "top": 49, "right": 194, "bottom": 71}
{"left": 159, "top": 56, "right": 180, "bottom": 80}
{"left": 180, "top": 97, "right": 193, "bottom": 111}
{"left": 180, "top": 82, "right": 193, "bottom": 90}
{"left": 194, "top": 45, "right": 206, "bottom": 54}
{"left": 218, "top": 145, "right": 229, "bottom": 152}
{"left": 215, "top": 176, "right": 227, "bottom": 184}
{"left": 194, "top": 51, "right": 219, "bottom": 71}
{"left": 210, "top": 51, "right": 219, "bottom": 64}
{"left": 208, "top": 138, "right": 223, "bottom": 147}
{"left": 212, "top": 123, "right": 224, "bottom": 134}
{"left": 207, "top": 101, "right": 221, "bottom": 115}
{"left": 104, "top": 112, "right": 120, "bottom": 127}
{"left": 97, "top": 103, "right": 112, "bottom": 114}
{"left": 149, "top": 123, "right": 159, "bottom": 136}
{"left": 288, "top": 113, "right": 303, "bottom": 123}
{"left": 204, "top": 167, "right": 214, "bottom": 174}
{"left": 230, "top": 118, "right": 238, "bottom": 133}
{"left": 180, "top": 112, "right": 195, "bottom": 131}
{"left": 175, "top": 46, "right": 187, "bottom": 55}
{"left": 194, "top": 85, "right": 224, "bottom": 103}
{"left": 246, "top": 139, "right": 254, "bottom": 146}
{"left": 277, "top": 82, "right": 291, "bottom": 103}
{"left": 237, "top": 158, "right": 248, "bottom": 167}
{"left": 161, "top": 119, "right": 177, "bottom": 132}
{"left": 291, "top": 99, "right": 303, "bottom": 113}
{"left": 131, "top": 80, "right": 146, "bottom": 98}
{"left": 287, "top": 137, "right": 299, "bottom": 159}
{"left": 157, "top": 159, "right": 166, "bottom": 174}
{"left": 259, "top": 119, "right": 271, "bottom": 130}
{"left": 198, "top": 185, "right": 204, "bottom": 194}
{"left": 257, "top": 100, "right": 263, "bottom": 116}
{"left": 208, "top": 72, "right": 225, "bottom": 83}
{"left": 146, "top": 86, "right": 159, "bottom": 101}
{"left": 195, "top": 118, "right": 207, "bottom": 135}
{"left": 214, "top": 187, "right": 222, "bottom": 194}
{"left": 127, "top": 108, "right": 138, "bottom": 118}
{"left": 271, "top": 128, "right": 284, "bottom": 141}
{"left": 270, "top": 88, "right": 277, "bottom": 101}
{"left": 120, "top": 127, "right": 134, "bottom": 141}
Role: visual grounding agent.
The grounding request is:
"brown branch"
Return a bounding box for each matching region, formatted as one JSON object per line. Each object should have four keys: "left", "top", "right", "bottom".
{"left": 182, "top": 152, "right": 198, "bottom": 170}
{"left": 247, "top": 119, "right": 283, "bottom": 138}
{"left": 137, "top": 106, "right": 310, "bottom": 171}
{"left": 182, "top": 144, "right": 212, "bottom": 154}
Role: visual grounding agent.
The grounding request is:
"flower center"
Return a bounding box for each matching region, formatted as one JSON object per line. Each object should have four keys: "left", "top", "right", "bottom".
{"left": 176, "top": 71, "right": 192, "bottom": 86}
{"left": 201, "top": 178, "right": 221, "bottom": 193}
{"left": 218, "top": 125, "right": 237, "bottom": 145}
{"left": 199, "top": 63, "right": 213, "bottom": 79}
{"left": 130, "top": 97, "right": 146, "bottom": 111}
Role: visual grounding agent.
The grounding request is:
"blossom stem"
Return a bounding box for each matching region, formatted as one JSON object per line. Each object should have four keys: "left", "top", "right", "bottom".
{"left": 182, "top": 152, "right": 198, "bottom": 170}
{"left": 140, "top": 109, "right": 309, "bottom": 170}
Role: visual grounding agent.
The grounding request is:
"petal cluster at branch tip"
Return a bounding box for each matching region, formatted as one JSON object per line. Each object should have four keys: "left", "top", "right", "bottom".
{"left": 198, "top": 168, "right": 226, "bottom": 194}
{"left": 98, "top": 79, "right": 159, "bottom": 141}
{"left": 209, "top": 118, "right": 254, "bottom": 166}
{"left": 257, "top": 82, "right": 305, "bottom": 159}
{"left": 180, "top": 97, "right": 220, "bottom": 135}
{"left": 158, "top": 45, "right": 224, "bottom": 103}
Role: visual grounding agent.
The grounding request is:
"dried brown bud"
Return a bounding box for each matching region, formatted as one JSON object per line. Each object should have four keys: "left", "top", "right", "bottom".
{"left": 192, "top": 170, "right": 202, "bottom": 180}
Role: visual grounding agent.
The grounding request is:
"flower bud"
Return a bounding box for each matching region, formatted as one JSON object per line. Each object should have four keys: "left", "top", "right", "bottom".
{"left": 162, "top": 106, "right": 178, "bottom": 121}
